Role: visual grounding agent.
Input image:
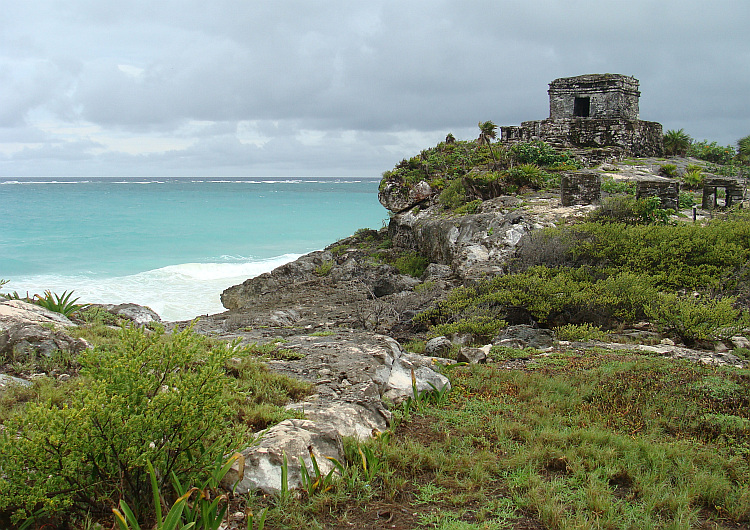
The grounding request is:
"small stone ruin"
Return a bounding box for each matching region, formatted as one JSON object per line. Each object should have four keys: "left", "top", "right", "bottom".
{"left": 702, "top": 177, "right": 746, "bottom": 209}
{"left": 561, "top": 172, "right": 601, "bottom": 206}
{"left": 636, "top": 179, "right": 679, "bottom": 211}
{"left": 501, "top": 74, "right": 663, "bottom": 158}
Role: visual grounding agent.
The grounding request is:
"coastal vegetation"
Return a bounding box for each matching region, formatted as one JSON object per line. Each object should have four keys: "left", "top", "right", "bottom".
{"left": 380, "top": 125, "right": 581, "bottom": 213}
{"left": 2, "top": 129, "right": 750, "bottom": 528}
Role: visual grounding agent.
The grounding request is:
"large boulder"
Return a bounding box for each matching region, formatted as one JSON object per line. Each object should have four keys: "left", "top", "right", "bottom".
{"left": 102, "top": 303, "right": 161, "bottom": 325}
{"left": 0, "top": 300, "right": 88, "bottom": 358}
{"left": 378, "top": 179, "right": 434, "bottom": 213}
{"left": 222, "top": 419, "right": 344, "bottom": 494}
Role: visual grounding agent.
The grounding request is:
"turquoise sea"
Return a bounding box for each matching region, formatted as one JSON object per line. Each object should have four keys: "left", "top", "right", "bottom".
{"left": 0, "top": 177, "right": 387, "bottom": 321}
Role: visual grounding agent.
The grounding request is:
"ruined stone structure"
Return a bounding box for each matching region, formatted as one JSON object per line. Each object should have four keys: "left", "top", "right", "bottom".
{"left": 636, "top": 179, "right": 679, "bottom": 211}
{"left": 502, "top": 74, "right": 664, "bottom": 158}
{"left": 702, "top": 177, "right": 746, "bottom": 209}
{"left": 561, "top": 172, "right": 601, "bottom": 206}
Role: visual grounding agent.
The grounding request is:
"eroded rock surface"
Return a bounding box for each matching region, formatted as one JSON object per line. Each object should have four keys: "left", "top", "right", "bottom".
{"left": 0, "top": 299, "right": 88, "bottom": 359}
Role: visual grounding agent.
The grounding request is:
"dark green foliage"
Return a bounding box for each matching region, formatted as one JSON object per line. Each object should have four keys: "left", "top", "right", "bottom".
{"left": 0, "top": 325, "right": 241, "bottom": 523}
{"left": 589, "top": 195, "right": 674, "bottom": 225}
{"left": 738, "top": 134, "right": 750, "bottom": 164}
{"left": 663, "top": 128, "right": 692, "bottom": 156}
{"left": 505, "top": 164, "right": 551, "bottom": 189}
{"left": 379, "top": 137, "right": 579, "bottom": 212}
{"left": 682, "top": 165, "right": 704, "bottom": 189}
{"left": 646, "top": 294, "right": 747, "bottom": 345}
{"left": 419, "top": 216, "right": 750, "bottom": 340}
{"left": 509, "top": 140, "right": 580, "bottom": 168}
{"left": 679, "top": 191, "right": 697, "bottom": 209}
{"left": 395, "top": 252, "right": 430, "bottom": 278}
{"left": 438, "top": 178, "right": 468, "bottom": 210}
{"left": 659, "top": 163, "right": 679, "bottom": 177}
{"left": 687, "top": 139, "right": 736, "bottom": 164}
{"left": 453, "top": 199, "right": 482, "bottom": 215}
{"left": 600, "top": 177, "right": 636, "bottom": 195}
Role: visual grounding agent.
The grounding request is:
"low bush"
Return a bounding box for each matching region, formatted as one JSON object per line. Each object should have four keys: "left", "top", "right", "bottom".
{"left": 659, "top": 163, "right": 679, "bottom": 177}
{"left": 589, "top": 196, "right": 674, "bottom": 225}
{"left": 395, "top": 252, "right": 430, "bottom": 278}
{"left": 682, "top": 166, "right": 704, "bottom": 189}
{"left": 553, "top": 322, "right": 606, "bottom": 342}
{"left": 0, "top": 325, "right": 242, "bottom": 524}
{"left": 687, "top": 140, "right": 735, "bottom": 165}
{"left": 646, "top": 294, "right": 747, "bottom": 345}
{"left": 509, "top": 141, "right": 580, "bottom": 168}
{"left": 600, "top": 177, "right": 636, "bottom": 195}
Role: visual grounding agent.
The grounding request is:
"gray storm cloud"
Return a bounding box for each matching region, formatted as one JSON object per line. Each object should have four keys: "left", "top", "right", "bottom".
{"left": 1, "top": 0, "right": 748, "bottom": 176}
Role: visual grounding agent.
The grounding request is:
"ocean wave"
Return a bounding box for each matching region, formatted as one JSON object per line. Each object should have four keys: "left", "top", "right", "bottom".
{"left": 2, "top": 254, "right": 300, "bottom": 322}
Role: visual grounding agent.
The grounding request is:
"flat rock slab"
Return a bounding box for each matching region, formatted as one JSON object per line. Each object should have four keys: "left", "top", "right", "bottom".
{"left": 0, "top": 299, "right": 75, "bottom": 328}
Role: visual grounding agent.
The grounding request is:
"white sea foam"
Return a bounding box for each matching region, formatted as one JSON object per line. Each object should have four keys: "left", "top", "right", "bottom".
{"left": 3, "top": 254, "right": 300, "bottom": 322}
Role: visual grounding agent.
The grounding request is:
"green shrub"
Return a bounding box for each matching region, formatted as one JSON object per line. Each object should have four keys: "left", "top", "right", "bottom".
{"left": 509, "top": 141, "right": 580, "bottom": 168}
{"left": 687, "top": 140, "right": 735, "bottom": 165}
{"left": 314, "top": 260, "right": 333, "bottom": 276}
{"left": 646, "top": 294, "right": 747, "bottom": 345}
{"left": 0, "top": 325, "right": 241, "bottom": 523}
{"left": 553, "top": 323, "right": 606, "bottom": 342}
{"left": 33, "top": 290, "right": 86, "bottom": 317}
{"left": 590, "top": 196, "right": 673, "bottom": 225}
{"left": 438, "top": 178, "right": 468, "bottom": 210}
{"left": 420, "top": 267, "right": 659, "bottom": 332}
{"left": 395, "top": 252, "right": 430, "bottom": 278}
{"left": 737, "top": 134, "right": 750, "bottom": 165}
{"left": 601, "top": 177, "right": 636, "bottom": 195}
{"left": 430, "top": 315, "right": 507, "bottom": 344}
{"left": 505, "top": 164, "right": 550, "bottom": 189}
{"left": 659, "top": 163, "right": 679, "bottom": 177}
{"left": 682, "top": 164, "right": 704, "bottom": 190}
{"left": 663, "top": 129, "right": 692, "bottom": 156}
{"left": 453, "top": 199, "right": 482, "bottom": 215}
{"left": 679, "top": 191, "right": 697, "bottom": 209}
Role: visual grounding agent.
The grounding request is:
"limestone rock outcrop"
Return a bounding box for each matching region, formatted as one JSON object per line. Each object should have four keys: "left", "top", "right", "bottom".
{"left": 0, "top": 299, "right": 88, "bottom": 359}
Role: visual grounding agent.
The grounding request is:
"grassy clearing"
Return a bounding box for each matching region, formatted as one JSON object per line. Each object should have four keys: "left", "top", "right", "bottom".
{"left": 229, "top": 349, "right": 750, "bottom": 529}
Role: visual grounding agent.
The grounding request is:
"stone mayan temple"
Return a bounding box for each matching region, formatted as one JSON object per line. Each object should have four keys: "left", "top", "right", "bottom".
{"left": 501, "top": 74, "right": 663, "bottom": 157}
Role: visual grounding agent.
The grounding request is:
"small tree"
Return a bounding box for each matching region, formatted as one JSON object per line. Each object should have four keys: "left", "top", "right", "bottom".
{"left": 737, "top": 134, "right": 750, "bottom": 165}
{"left": 477, "top": 120, "right": 498, "bottom": 165}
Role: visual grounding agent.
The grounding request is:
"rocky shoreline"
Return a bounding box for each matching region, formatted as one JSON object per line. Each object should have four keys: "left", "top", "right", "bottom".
{"left": 2, "top": 157, "right": 748, "bottom": 502}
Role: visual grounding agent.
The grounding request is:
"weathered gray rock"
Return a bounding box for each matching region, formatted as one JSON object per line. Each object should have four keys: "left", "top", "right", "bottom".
{"left": 222, "top": 419, "right": 344, "bottom": 494}
{"left": 423, "top": 263, "right": 453, "bottom": 281}
{"left": 425, "top": 336, "right": 452, "bottom": 357}
{"left": 0, "top": 300, "right": 88, "bottom": 358}
{"left": 286, "top": 399, "right": 391, "bottom": 440}
{"left": 378, "top": 179, "right": 434, "bottom": 213}
{"left": 730, "top": 335, "right": 750, "bottom": 350}
{"left": 0, "top": 374, "right": 33, "bottom": 391}
{"left": 0, "top": 299, "right": 75, "bottom": 328}
{"left": 457, "top": 347, "right": 487, "bottom": 364}
{"left": 104, "top": 303, "right": 161, "bottom": 325}
{"left": 383, "top": 353, "right": 451, "bottom": 405}
{"left": 495, "top": 325, "right": 555, "bottom": 349}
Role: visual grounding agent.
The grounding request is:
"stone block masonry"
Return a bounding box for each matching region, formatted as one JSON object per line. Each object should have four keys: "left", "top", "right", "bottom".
{"left": 561, "top": 172, "right": 601, "bottom": 206}
{"left": 501, "top": 74, "right": 664, "bottom": 159}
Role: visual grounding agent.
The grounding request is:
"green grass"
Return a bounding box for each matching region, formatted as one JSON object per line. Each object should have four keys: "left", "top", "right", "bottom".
{"left": 219, "top": 351, "right": 750, "bottom": 529}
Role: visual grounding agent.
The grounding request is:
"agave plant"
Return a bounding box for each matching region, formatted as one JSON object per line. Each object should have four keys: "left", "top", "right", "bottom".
{"left": 33, "top": 290, "right": 86, "bottom": 317}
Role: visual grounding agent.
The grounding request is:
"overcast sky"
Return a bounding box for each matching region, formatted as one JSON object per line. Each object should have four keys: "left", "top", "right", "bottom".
{"left": 1, "top": 1, "right": 748, "bottom": 177}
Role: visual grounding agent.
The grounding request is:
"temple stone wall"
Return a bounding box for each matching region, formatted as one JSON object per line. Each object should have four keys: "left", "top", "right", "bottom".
{"left": 502, "top": 118, "right": 663, "bottom": 157}
{"left": 501, "top": 74, "right": 663, "bottom": 159}
{"left": 548, "top": 74, "right": 640, "bottom": 119}
{"left": 702, "top": 177, "right": 746, "bottom": 209}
